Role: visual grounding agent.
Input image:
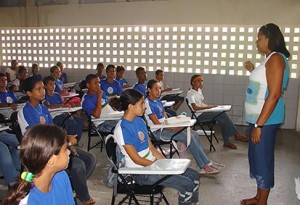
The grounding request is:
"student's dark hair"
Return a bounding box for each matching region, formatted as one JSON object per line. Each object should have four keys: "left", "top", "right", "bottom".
{"left": 31, "top": 63, "right": 38, "bottom": 70}
{"left": 43, "top": 76, "right": 55, "bottom": 86}
{"left": 146, "top": 79, "right": 159, "bottom": 96}
{"left": 190, "top": 74, "right": 202, "bottom": 86}
{"left": 116, "top": 65, "right": 125, "bottom": 73}
{"left": 96, "top": 63, "right": 104, "bottom": 70}
{"left": 23, "top": 76, "right": 42, "bottom": 93}
{"left": 56, "top": 62, "right": 62, "bottom": 67}
{"left": 50, "top": 65, "right": 59, "bottom": 73}
{"left": 17, "top": 66, "right": 27, "bottom": 75}
{"left": 259, "top": 23, "right": 290, "bottom": 58}
{"left": 106, "top": 64, "right": 115, "bottom": 72}
{"left": 0, "top": 72, "right": 6, "bottom": 77}
{"left": 119, "top": 89, "right": 143, "bottom": 111}
{"left": 2, "top": 125, "right": 67, "bottom": 205}
{"left": 85, "top": 74, "right": 98, "bottom": 83}
{"left": 135, "top": 66, "right": 145, "bottom": 75}
{"left": 155, "top": 69, "right": 163, "bottom": 75}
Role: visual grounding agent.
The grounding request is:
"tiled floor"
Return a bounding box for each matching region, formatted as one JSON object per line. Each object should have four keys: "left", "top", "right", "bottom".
{"left": 1, "top": 126, "right": 300, "bottom": 205}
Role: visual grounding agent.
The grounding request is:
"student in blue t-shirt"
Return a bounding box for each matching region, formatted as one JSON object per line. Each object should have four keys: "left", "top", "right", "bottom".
{"left": 114, "top": 89, "right": 200, "bottom": 205}
{"left": 81, "top": 74, "right": 118, "bottom": 133}
{"left": 132, "top": 66, "right": 147, "bottom": 96}
{"left": 50, "top": 65, "right": 65, "bottom": 94}
{"left": 96, "top": 62, "right": 106, "bottom": 81}
{"left": 0, "top": 72, "right": 19, "bottom": 119}
{"left": 57, "top": 61, "right": 68, "bottom": 83}
{"left": 2, "top": 124, "right": 74, "bottom": 205}
{"left": 17, "top": 77, "right": 96, "bottom": 205}
{"left": 100, "top": 64, "right": 123, "bottom": 97}
{"left": 116, "top": 65, "right": 130, "bottom": 88}
{"left": 43, "top": 76, "right": 84, "bottom": 142}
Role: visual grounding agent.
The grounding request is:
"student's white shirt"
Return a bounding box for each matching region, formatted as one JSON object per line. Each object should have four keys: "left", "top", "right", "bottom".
{"left": 5, "top": 68, "right": 17, "bottom": 81}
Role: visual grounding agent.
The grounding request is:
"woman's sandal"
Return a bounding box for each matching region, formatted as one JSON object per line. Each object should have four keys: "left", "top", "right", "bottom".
{"left": 235, "top": 135, "right": 249, "bottom": 142}
{"left": 223, "top": 142, "right": 237, "bottom": 149}
{"left": 240, "top": 197, "right": 258, "bottom": 205}
{"left": 83, "top": 198, "right": 96, "bottom": 205}
{"left": 199, "top": 165, "right": 220, "bottom": 175}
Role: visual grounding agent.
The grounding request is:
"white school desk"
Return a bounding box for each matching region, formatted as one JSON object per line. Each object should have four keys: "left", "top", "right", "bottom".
{"left": 49, "top": 106, "right": 82, "bottom": 118}
{"left": 60, "top": 93, "right": 79, "bottom": 99}
{"left": 160, "top": 88, "right": 183, "bottom": 97}
{"left": 0, "top": 126, "right": 10, "bottom": 132}
{"left": 119, "top": 159, "right": 191, "bottom": 175}
{"left": 196, "top": 105, "right": 232, "bottom": 113}
{"left": 162, "top": 100, "right": 175, "bottom": 108}
{"left": 63, "top": 82, "right": 77, "bottom": 88}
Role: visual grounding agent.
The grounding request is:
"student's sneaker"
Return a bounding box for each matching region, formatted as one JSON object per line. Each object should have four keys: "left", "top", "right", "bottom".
{"left": 199, "top": 166, "right": 220, "bottom": 175}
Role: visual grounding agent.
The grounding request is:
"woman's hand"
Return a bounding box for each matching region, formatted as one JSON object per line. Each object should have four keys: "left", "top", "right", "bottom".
{"left": 251, "top": 128, "right": 262, "bottom": 144}
{"left": 244, "top": 61, "right": 255, "bottom": 72}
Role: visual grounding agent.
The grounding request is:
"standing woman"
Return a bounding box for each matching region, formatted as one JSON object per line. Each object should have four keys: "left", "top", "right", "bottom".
{"left": 243, "top": 23, "right": 290, "bottom": 205}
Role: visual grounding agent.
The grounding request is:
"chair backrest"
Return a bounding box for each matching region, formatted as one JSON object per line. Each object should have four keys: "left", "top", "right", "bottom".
{"left": 105, "top": 134, "right": 118, "bottom": 166}
{"left": 185, "top": 98, "right": 198, "bottom": 119}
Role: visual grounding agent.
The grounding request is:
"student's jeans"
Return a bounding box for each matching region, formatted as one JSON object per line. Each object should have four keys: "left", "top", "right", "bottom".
{"left": 153, "top": 129, "right": 210, "bottom": 169}
{"left": 53, "top": 113, "right": 84, "bottom": 142}
{"left": 0, "top": 141, "right": 20, "bottom": 185}
{"left": 197, "top": 111, "right": 237, "bottom": 144}
{"left": 134, "top": 168, "right": 200, "bottom": 205}
{"left": 68, "top": 147, "right": 96, "bottom": 202}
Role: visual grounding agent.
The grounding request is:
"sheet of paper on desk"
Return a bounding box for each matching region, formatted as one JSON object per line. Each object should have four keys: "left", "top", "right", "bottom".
{"left": 164, "top": 115, "right": 191, "bottom": 125}
{"left": 172, "top": 88, "right": 180, "bottom": 91}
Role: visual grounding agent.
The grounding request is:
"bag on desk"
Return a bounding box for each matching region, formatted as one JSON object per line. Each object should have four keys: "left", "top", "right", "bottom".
{"left": 164, "top": 115, "right": 191, "bottom": 125}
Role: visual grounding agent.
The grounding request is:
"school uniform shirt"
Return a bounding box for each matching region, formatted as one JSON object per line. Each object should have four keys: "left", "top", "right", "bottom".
{"left": 45, "top": 92, "right": 63, "bottom": 105}
{"left": 0, "top": 90, "right": 18, "bottom": 104}
{"left": 19, "top": 171, "right": 75, "bottom": 205}
{"left": 186, "top": 88, "right": 207, "bottom": 117}
{"left": 100, "top": 79, "right": 123, "bottom": 97}
{"left": 0, "top": 90, "right": 18, "bottom": 118}
{"left": 81, "top": 93, "right": 115, "bottom": 126}
{"left": 60, "top": 72, "right": 68, "bottom": 84}
{"left": 116, "top": 77, "right": 128, "bottom": 87}
{"left": 144, "top": 98, "right": 165, "bottom": 131}
{"left": 114, "top": 117, "right": 156, "bottom": 168}
{"left": 32, "top": 74, "right": 42, "bottom": 81}
{"left": 133, "top": 82, "right": 147, "bottom": 96}
{"left": 18, "top": 102, "right": 53, "bottom": 135}
{"left": 54, "top": 79, "right": 64, "bottom": 93}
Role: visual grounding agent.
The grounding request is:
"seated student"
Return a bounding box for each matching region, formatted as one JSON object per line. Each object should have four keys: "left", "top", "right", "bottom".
{"left": 17, "top": 77, "right": 96, "bottom": 205}
{"left": 0, "top": 133, "right": 21, "bottom": 188}
{"left": 114, "top": 89, "right": 200, "bottom": 205}
{"left": 186, "top": 74, "right": 248, "bottom": 149}
{"left": 100, "top": 64, "right": 123, "bottom": 98}
{"left": 50, "top": 65, "right": 65, "bottom": 94}
{"left": 0, "top": 73, "right": 18, "bottom": 118}
{"left": 145, "top": 79, "right": 223, "bottom": 174}
{"left": 155, "top": 69, "right": 184, "bottom": 111}
{"left": 81, "top": 74, "right": 119, "bottom": 133}
{"left": 43, "top": 76, "right": 84, "bottom": 142}
{"left": 96, "top": 62, "right": 106, "bottom": 81}
{"left": 133, "top": 66, "right": 147, "bottom": 96}
{"left": 116, "top": 65, "right": 130, "bottom": 88}
{"left": 11, "top": 65, "right": 28, "bottom": 92}
{"left": 5, "top": 59, "right": 18, "bottom": 83}
{"left": 2, "top": 125, "right": 75, "bottom": 205}
{"left": 57, "top": 62, "right": 68, "bottom": 83}
{"left": 31, "top": 63, "right": 42, "bottom": 81}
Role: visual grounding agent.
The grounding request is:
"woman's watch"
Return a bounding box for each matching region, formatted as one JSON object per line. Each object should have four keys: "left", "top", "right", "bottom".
{"left": 254, "top": 123, "right": 263, "bottom": 128}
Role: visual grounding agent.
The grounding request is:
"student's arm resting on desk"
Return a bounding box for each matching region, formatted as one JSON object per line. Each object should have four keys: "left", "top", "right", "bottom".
{"left": 191, "top": 103, "right": 215, "bottom": 111}
{"left": 123, "top": 138, "right": 164, "bottom": 166}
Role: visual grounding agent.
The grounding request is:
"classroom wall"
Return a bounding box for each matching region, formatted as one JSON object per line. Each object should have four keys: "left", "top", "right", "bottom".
{"left": 0, "top": 0, "right": 299, "bottom": 129}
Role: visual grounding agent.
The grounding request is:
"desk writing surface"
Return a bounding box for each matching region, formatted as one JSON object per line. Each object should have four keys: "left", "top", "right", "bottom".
{"left": 163, "top": 101, "right": 175, "bottom": 107}
{"left": 61, "top": 93, "right": 79, "bottom": 98}
{"left": 150, "top": 119, "right": 196, "bottom": 129}
{"left": 0, "top": 126, "right": 10, "bottom": 131}
{"left": 160, "top": 89, "right": 183, "bottom": 97}
{"left": 196, "top": 105, "right": 232, "bottom": 113}
{"left": 91, "top": 111, "right": 123, "bottom": 122}
{"left": 63, "top": 82, "right": 76, "bottom": 88}
{"left": 119, "top": 159, "right": 191, "bottom": 175}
